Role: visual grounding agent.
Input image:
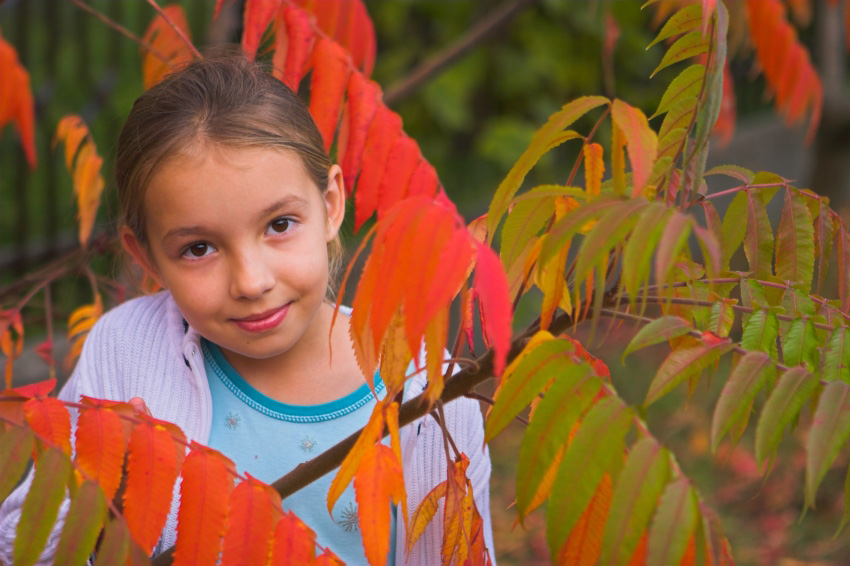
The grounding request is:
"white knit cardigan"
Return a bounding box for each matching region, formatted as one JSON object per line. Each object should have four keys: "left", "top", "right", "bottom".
{"left": 0, "top": 292, "right": 495, "bottom": 565}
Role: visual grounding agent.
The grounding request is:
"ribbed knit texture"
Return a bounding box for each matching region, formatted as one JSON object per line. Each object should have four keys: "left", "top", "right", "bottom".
{"left": 0, "top": 292, "right": 495, "bottom": 565}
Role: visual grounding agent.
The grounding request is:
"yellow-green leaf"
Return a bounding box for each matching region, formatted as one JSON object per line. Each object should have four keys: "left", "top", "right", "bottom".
{"left": 645, "top": 336, "right": 734, "bottom": 406}
{"left": 710, "top": 351, "right": 775, "bottom": 451}
{"left": 775, "top": 189, "right": 815, "bottom": 287}
{"left": 623, "top": 315, "right": 692, "bottom": 361}
{"left": 647, "top": 478, "right": 698, "bottom": 566}
{"left": 653, "top": 64, "right": 704, "bottom": 118}
{"left": 755, "top": 366, "right": 817, "bottom": 469}
{"left": 806, "top": 380, "right": 850, "bottom": 508}
{"left": 648, "top": 4, "right": 703, "bottom": 48}
{"left": 651, "top": 32, "right": 709, "bottom": 78}
{"left": 54, "top": 480, "right": 108, "bottom": 566}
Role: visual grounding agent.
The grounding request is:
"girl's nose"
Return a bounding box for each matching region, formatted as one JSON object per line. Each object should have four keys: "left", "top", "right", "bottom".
{"left": 229, "top": 250, "right": 275, "bottom": 300}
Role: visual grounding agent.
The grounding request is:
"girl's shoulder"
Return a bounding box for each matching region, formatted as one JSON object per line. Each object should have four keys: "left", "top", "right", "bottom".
{"left": 91, "top": 291, "right": 185, "bottom": 351}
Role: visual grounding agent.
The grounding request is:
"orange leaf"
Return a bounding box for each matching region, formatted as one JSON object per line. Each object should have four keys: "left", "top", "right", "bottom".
{"left": 611, "top": 99, "right": 658, "bottom": 197}
{"left": 354, "top": 443, "right": 405, "bottom": 566}
{"left": 313, "top": 548, "right": 346, "bottom": 566}
{"left": 339, "top": 72, "right": 381, "bottom": 192}
{"left": 54, "top": 116, "right": 105, "bottom": 246}
{"left": 355, "top": 105, "right": 402, "bottom": 231}
{"left": 1, "top": 311, "right": 23, "bottom": 388}
{"left": 141, "top": 5, "right": 195, "bottom": 90}
{"left": 556, "top": 474, "right": 613, "bottom": 566}
{"left": 294, "top": 0, "right": 375, "bottom": 75}
{"left": 380, "top": 315, "right": 413, "bottom": 397}
{"left": 628, "top": 531, "right": 649, "bottom": 566}
{"left": 123, "top": 417, "right": 183, "bottom": 553}
{"left": 408, "top": 480, "right": 448, "bottom": 555}
{"left": 407, "top": 158, "right": 441, "bottom": 201}
{"left": 75, "top": 405, "right": 127, "bottom": 500}
{"left": 473, "top": 241, "right": 513, "bottom": 376}
{"left": 309, "top": 38, "right": 351, "bottom": 152}
{"left": 10, "top": 377, "right": 55, "bottom": 400}
{"left": 24, "top": 397, "right": 71, "bottom": 456}
{"left": 423, "top": 305, "right": 450, "bottom": 405}
{"left": 242, "top": 0, "right": 281, "bottom": 60}
{"left": 0, "top": 36, "right": 36, "bottom": 168}
{"left": 64, "top": 294, "right": 103, "bottom": 370}
{"left": 327, "top": 402, "right": 385, "bottom": 514}
{"left": 377, "top": 134, "right": 421, "bottom": 219}
{"left": 583, "top": 143, "right": 604, "bottom": 196}
{"left": 221, "top": 475, "right": 281, "bottom": 565}
{"left": 272, "top": 4, "right": 315, "bottom": 90}
{"left": 270, "top": 511, "right": 317, "bottom": 565}
{"left": 441, "top": 454, "right": 470, "bottom": 566}
{"left": 173, "top": 442, "right": 235, "bottom": 566}
{"left": 54, "top": 114, "right": 88, "bottom": 170}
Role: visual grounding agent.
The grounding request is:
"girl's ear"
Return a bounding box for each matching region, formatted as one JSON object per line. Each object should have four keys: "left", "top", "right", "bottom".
{"left": 120, "top": 226, "right": 167, "bottom": 289}
{"left": 323, "top": 164, "right": 346, "bottom": 242}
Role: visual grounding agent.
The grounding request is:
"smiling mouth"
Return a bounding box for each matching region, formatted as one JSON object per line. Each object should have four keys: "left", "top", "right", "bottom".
{"left": 232, "top": 304, "right": 290, "bottom": 332}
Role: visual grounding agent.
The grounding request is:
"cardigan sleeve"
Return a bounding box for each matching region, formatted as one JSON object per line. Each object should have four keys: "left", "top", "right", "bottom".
{"left": 400, "top": 395, "right": 497, "bottom": 566}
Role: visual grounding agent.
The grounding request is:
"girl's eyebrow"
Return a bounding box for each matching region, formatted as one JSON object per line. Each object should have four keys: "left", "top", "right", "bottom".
{"left": 161, "top": 196, "right": 310, "bottom": 245}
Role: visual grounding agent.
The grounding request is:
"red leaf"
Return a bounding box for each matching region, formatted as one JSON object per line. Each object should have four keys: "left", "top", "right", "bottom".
{"left": 746, "top": 0, "right": 822, "bottom": 142}
{"left": 0, "top": 36, "right": 36, "bottom": 168}
{"left": 24, "top": 397, "right": 71, "bottom": 456}
{"left": 473, "top": 241, "right": 513, "bottom": 375}
{"left": 270, "top": 511, "right": 317, "bottom": 565}
{"left": 355, "top": 105, "right": 402, "bottom": 231}
{"left": 378, "top": 134, "right": 421, "bottom": 218}
{"left": 75, "top": 405, "right": 127, "bottom": 501}
{"left": 221, "top": 475, "right": 281, "bottom": 565}
{"left": 273, "top": 5, "right": 315, "bottom": 90}
{"left": 123, "top": 417, "right": 183, "bottom": 553}
{"left": 309, "top": 38, "right": 351, "bottom": 152}
{"left": 407, "top": 158, "right": 441, "bottom": 200}
{"left": 174, "top": 442, "right": 235, "bottom": 566}
{"left": 11, "top": 377, "right": 56, "bottom": 399}
{"left": 294, "top": 0, "right": 375, "bottom": 75}
{"left": 354, "top": 444, "right": 405, "bottom": 566}
{"left": 242, "top": 0, "right": 281, "bottom": 60}
{"left": 712, "top": 61, "right": 736, "bottom": 147}
{"left": 340, "top": 72, "right": 381, "bottom": 192}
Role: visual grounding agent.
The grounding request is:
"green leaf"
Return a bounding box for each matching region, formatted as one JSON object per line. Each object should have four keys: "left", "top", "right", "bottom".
{"left": 547, "top": 396, "right": 633, "bottom": 556}
{"left": 0, "top": 426, "right": 33, "bottom": 502}
{"left": 651, "top": 32, "right": 709, "bottom": 78}
{"left": 740, "top": 309, "right": 779, "bottom": 358}
{"left": 705, "top": 164, "right": 755, "bottom": 184}
{"left": 839, "top": 458, "right": 850, "bottom": 535}
{"left": 623, "top": 315, "right": 692, "bottom": 361}
{"left": 654, "top": 64, "right": 705, "bottom": 118}
{"left": 500, "top": 185, "right": 557, "bottom": 270}
{"left": 656, "top": 128, "right": 687, "bottom": 162}
{"left": 600, "top": 438, "right": 670, "bottom": 566}
{"left": 538, "top": 195, "right": 623, "bottom": 270}
{"left": 97, "top": 517, "right": 149, "bottom": 566}
{"left": 782, "top": 318, "right": 819, "bottom": 371}
{"left": 14, "top": 448, "right": 72, "bottom": 566}
{"left": 648, "top": 4, "right": 703, "bottom": 48}
{"left": 515, "top": 364, "right": 599, "bottom": 520}
{"left": 815, "top": 200, "right": 835, "bottom": 295}
{"left": 623, "top": 203, "right": 672, "bottom": 311}
{"left": 711, "top": 351, "right": 775, "bottom": 451}
{"left": 658, "top": 95, "right": 698, "bottom": 142}
{"left": 54, "top": 480, "right": 108, "bottom": 566}
{"left": 486, "top": 338, "right": 575, "bottom": 441}
{"left": 721, "top": 191, "right": 748, "bottom": 270}
{"left": 775, "top": 189, "right": 815, "bottom": 288}
{"left": 755, "top": 366, "right": 818, "bottom": 469}
{"left": 823, "top": 327, "right": 850, "bottom": 383}
{"left": 744, "top": 190, "right": 775, "bottom": 279}
{"left": 645, "top": 336, "right": 734, "bottom": 406}
{"left": 806, "top": 380, "right": 850, "bottom": 508}
{"left": 487, "top": 96, "right": 609, "bottom": 240}
{"left": 647, "top": 478, "right": 699, "bottom": 566}
{"left": 574, "top": 198, "right": 649, "bottom": 284}
{"left": 692, "top": 0, "right": 727, "bottom": 152}
{"left": 654, "top": 212, "right": 692, "bottom": 296}
{"left": 708, "top": 300, "right": 735, "bottom": 338}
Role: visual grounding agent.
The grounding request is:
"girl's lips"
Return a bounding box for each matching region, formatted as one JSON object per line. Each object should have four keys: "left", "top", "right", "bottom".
{"left": 232, "top": 304, "right": 289, "bottom": 333}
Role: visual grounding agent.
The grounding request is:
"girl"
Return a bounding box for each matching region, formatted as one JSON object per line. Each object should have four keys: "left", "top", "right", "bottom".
{"left": 0, "top": 55, "right": 494, "bottom": 565}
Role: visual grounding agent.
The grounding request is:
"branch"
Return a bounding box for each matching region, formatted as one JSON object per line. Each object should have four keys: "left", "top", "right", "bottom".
{"left": 144, "top": 0, "right": 202, "bottom": 59}
{"left": 383, "top": 0, "right": 538, "bottom": 105}
{"left": 68, "top": 0, "right": 171, "bottom": 63}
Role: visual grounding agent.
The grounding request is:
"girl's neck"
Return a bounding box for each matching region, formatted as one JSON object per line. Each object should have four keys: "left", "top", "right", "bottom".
{"left": 218, "top": 304, "right": 364, "bottom": 405}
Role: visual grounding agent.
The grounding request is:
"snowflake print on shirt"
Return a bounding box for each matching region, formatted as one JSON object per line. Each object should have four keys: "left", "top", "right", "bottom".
{"left": 300, "top": 435, "right": 318, "bottom": 452}
{"left": 225, "top": 412, "right": 241, "bottom": 429}
{"left": 338, "top": 501, "right": 359, "bottom": 532}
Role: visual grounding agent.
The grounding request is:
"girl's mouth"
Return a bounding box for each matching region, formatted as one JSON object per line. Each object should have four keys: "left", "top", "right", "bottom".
{"left": 232, "top": 304, "right": 289, "bottom": 333}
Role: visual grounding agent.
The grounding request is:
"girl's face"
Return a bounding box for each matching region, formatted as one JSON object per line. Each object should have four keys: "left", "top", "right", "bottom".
{"left": 121, "top": 145, "right": 345, "bottom": 368}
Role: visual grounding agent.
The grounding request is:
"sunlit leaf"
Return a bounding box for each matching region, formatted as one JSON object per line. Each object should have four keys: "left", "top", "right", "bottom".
{"left": 648, "top": 4, "right": 702, "bottom": 48}
{"left": 654, "top": 64, "right": 704, "bottom": 117}
{"left": 651, "top": 32, "right": 709, "bottom": 77}
{"left": 221, "top": 475, "right": 281, "bottom": 565}
{"left": 309, "top": 37, "right": 351, "bottom": 152}
{"left": 354, "top": 443, "right": 405, "bottom": 566}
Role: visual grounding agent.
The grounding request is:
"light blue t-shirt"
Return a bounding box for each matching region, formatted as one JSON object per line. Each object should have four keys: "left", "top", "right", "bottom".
{"left": 202, "top": 340, "right": 396, "bottom": 564}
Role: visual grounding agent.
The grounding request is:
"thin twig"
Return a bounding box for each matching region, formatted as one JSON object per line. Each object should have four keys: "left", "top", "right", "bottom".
{"left": 383, "top": 0, "right": 538, "bottom": 105}
{"left": 68, "top": 0, "right": 171, "bottom": 63}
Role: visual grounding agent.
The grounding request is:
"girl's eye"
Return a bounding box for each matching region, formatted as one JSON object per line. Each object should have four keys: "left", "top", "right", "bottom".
{"left": 182, "top": 242, "right": 215, "bottom": 259}
{"left": 267, "top": 217, "right": 292, "bottom": 235}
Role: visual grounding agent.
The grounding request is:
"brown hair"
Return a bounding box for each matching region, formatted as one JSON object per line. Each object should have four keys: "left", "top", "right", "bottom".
{"left": 116, "top": 52, "right": 343, "bottom": 292}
